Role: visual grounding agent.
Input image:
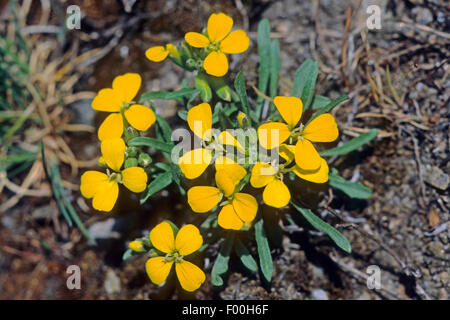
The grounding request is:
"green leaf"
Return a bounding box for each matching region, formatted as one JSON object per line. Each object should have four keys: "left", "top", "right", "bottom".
{"left": 211, "top": 234, "right": 235, "bottom": 286}
{"left": 311, "top": 95, "right": 331, "bottom": 109}
{"left": 234, "top": 71, "right": 251, "bottom": 117}
{"left": 307, "top": 94, "right": 348, "bottom": 125}
{"left": 155, "top": 114, "right": 173, "bottom": 144}
{"left": 256, "top": 19, "right": 271, "bottom": 119}
{"left": 291, "top": 59, "right": 319, "bottom": 110}
{"left": 320, "top": 129, "right": 378, "bottom": 157}
{"left": 128, "top": 137, "right": 173, "bottom": 154}
{"left": 254, "top": 219, "right": 273, "bottom": 283}
{"left": 195, "top": 74, "right": 212, "bottom": 102}
{"left": 139, "top": 88, "right": 197, "bottom": 103}
{"left": 328, "top": 173, "right": 372, "bottom": 199}
{"left": 269, "top": 39, "right": 281, "bottom": 100}
{"left": 291, "top": 202, "right": 351, "bottom": 253}
{"left": 177, "top": 110, "right": 188, "bottom": 121}
{"left": 235, "top": 238, "right": 258, "bottom": 272}
{"left": 122, "top": 249, "right": 133, "bottom": 261}
{"left": 140, "top": 171, "right": 173, "bottom": 203}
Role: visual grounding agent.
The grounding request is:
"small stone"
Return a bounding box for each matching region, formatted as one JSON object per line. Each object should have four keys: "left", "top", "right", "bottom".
{"left": 104, "top": 268, "right": 121, "bottom": 294}
{"left": 427, "top": 241, "right": 445, "bottom": 259}
{"left": 88, "top": 218, "right": 121, "bottom": 240}
{"left": 311, "top": 288, "right": 328, "bottom": 300}
{"left": 424, "top": 166, "right": 449, "bottom": 191}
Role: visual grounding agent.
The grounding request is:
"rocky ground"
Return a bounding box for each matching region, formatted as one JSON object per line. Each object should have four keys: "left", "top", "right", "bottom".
{"left": 0, "top": 0, "right": 448, "bottom": 299}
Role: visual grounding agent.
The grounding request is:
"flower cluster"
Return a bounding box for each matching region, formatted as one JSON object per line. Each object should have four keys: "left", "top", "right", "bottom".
{"left": 80, "top": 12, "right": 371, "bottom": 295}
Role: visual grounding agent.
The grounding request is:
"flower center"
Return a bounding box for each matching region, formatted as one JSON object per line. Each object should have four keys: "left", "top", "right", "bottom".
{"left": 208, "top": 41, "right": 221, "bottom": 52}
{"left": 108, "top": 172, "right": 122, "bottom": 183}
{"left": 164, "top": 251, "right": 184, "bottom": 263}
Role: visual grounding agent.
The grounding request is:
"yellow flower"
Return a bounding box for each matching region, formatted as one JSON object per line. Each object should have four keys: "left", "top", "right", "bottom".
{"left": 92, "top": 73, "right": 156, "bottom": 141}
{"left": 178, "top": 102, "right": 245, "bottom": 179}
{"left": 185, "top": 13, "right": 250, "bottom": 77}
{"left": 80, "top": 138, "right": 148, "bottom": 212}
{"left": 187, "top": 163, "right": 258, "bottom": 230}
{"left": 250, "top": 145, "right": 329, "bottom": 208}
{"left": 145, "top": 43, "right": 180, "bottom": 62}
{"left": 145, "top": 222, "right": 205, "bottom": 292}
{"left": 257, "top": 96, "right": 338, "bottom": 171}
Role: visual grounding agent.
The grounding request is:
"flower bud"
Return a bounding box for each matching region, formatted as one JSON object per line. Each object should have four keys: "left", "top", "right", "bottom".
{"left": 237, "top": 112, "right": 248, "bottom": 128}
{"left": 126, "top": 146, "right": 138, "bottom": 157}
{"left": 128, "top": 240, "right": 145, "bottom": 252}
{"left": 138, "top": 153, "right": 152, "bottom": 167}
{"left": 124, "top": 157, "right": 138, "bottom": 168}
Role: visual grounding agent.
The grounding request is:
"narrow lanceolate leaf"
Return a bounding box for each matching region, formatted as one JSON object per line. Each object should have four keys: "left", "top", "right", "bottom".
{"left": 155, "top": 114, "right": 173, "bottom": 144}
{"left": 195, "top": 74, "right": 212, "bottom": 102}
{"left": 211, "top": 234, "right": 235, "bottom": 286}
{"left": 291, "top": 59, "right": 319, "bottom": 110}
{"left": 311, "top": 95, "right": 331, "bottom": 110}
{"left": 308, "top": 94, "right": 348, "bottom": 125}
{"left": 320, "top": 129, "right": 378, "bottom": 157}
{"left": 291, "top": 202, "right": 351, "bottom": 253}
{"left": 234, "top": 72, "right": 250, "bottom": 116}
{"left": 140, "top": 171, "right": 173, "bottom": 203}
{"left": 254, "top": 219, "right": 273, "bottom": 283}
{"left": 235, "top": 238, "right": 258, "bottom": 272}
{"left": 328, "top": 174, "right": 372, "bottom": 199}
{"left": 139, "top": 88, "right": 197, "bottom": 102}
{"left": 122, "top": 249, "right": 133, "bottom": 261}
{"left": 269, "top": 39, "right": 281, "bottom": 99}
{"left": 128, "top": 137, "right": 173, "bottom": 154}
{"left": 256, "top": 18, "right": 271, "bottom": 119}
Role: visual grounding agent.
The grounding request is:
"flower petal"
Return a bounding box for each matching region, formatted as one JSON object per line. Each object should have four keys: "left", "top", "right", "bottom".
{"left": 150, "top": 221, "right": 175, "bottom": 254}
{"left": 263, "top": 179, "right": 290, "bottom": 208}
{"left": 217, "top": 131, "right": 246, "bottom": 154}
{"left": 218, "top": 204, "right": 244, "bottom": 230}
{"left": 294, "top": 138, "right": 321, "bottom": 171}
{"left": 214, "top": 155, "right": 236, "bottom": 169}
{"left": 185, "top": 32, "right": 210, "bottom": 48}
{"left": 91, "top": 88, "right": 123, "bottom": 112}
{"left": 220, "top": 30, "right": 250, "bottom": 54}
{"left": 145, "top": 257, "right": 173, "bottom": 285}
{"left": 80, "top": 171, "right": 108, "bottom": 198}
{"left": 121, "top": 167, "right": 148, "bottom": 193}
{"left": 175, "top": 260, "right": 205, "bottom": 292}
{"left": 302, "top": 114, "right": 339, "bottom": 142}
{"left": 232, "top": 193, "right": 258, "bottom": 223}
{"left": 124, "top": 104, "right": 156, "bottom": 131}
{"left": 207, "top": 13, "right": 233, "bottom": 42}
{"left": 250, "top": 162, "right": 276, "bottom": 188}
{"left": 279, "top": 144, "right": 296, "bottom": 162}
{"left": 92, "top": 180, "right": 119, "bottom": 212}
{"left": 145, "top": 46, "right": 169, "bottom": 62}
{"left": 178, "top": 148, "right": 213, "bottom": 180}
{"left": 293, "top": 157, "right": 329, "bottom": 183}
{"left": 215, "top": 169, "right": 238, "bottom": 197}
{"left": 257, "top": 122, "right": 291, "bottom": 149}
{"left": 100, "top": 138, "right": 126, "bottom": 172}
{"left": 187, "top": 102, "right": 212, "bottom": 140}
{"left": 98, "top": 113, "right": 123, "bottom": 141}
{"left": 216, "top": 162, "right": 246, "bottom": 184}
{"left": 187, "top": 186, "right": 222, "bottom": 213}
{"left": 203, "top": 51, "right": 228, "bottom": 77}
{"left": 175, "top": 224, "right": 203, "bottom": 256}
{"left": 112, "top": 73, "right": 141, "bottom": 104}
{"left": 273, "top": 96, "right": 303, "bottom": 128}
{"left": 165, "top": 43, "right": 180, "bottom": 58}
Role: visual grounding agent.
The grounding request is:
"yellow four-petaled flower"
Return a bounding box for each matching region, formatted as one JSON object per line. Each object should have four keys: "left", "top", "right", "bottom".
{"left": 146, "top": 222, "right": 205, "bottom": 292}
{"left": 258, "top": 96, "right": 338, "bottom": 172}
{"left": 185, "top": 13, "right": 250, "bottom": 77}
{"left": 188, "top": 163, "right": 257, "bottom": 230}
{"left": 92, "top": 73, "right": 156, "bottom": 141}
{"left": 80, "top": 138, "right": 148, "bottom": 212}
